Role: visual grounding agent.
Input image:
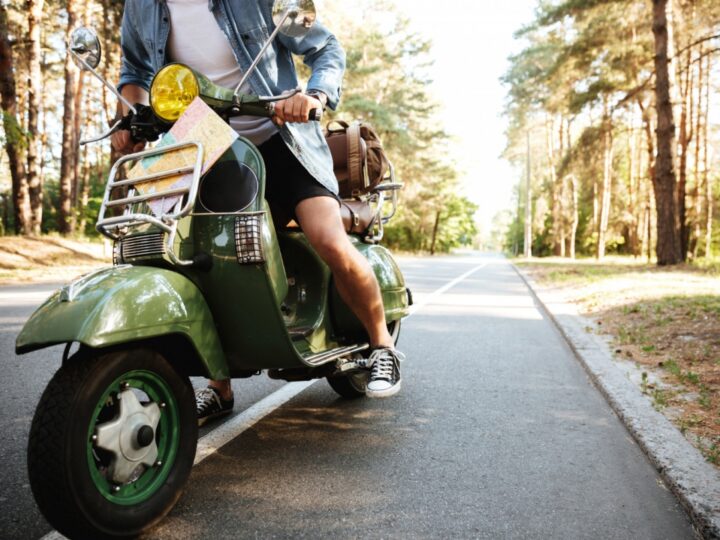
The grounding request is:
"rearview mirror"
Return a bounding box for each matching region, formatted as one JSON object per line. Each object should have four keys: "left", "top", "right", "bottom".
{"left": 69, "top": 26, "right": 102, "bottom": 70}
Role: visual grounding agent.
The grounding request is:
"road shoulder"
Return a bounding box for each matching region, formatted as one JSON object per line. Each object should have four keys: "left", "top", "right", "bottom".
{"left": 514, "top": 264, "right": 720, "bottom": 540}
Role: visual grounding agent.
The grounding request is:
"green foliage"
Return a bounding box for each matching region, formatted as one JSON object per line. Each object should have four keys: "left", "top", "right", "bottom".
{"left": 0, "top": 110, "right": 28, "bottom": 148}
{"left": 502, "top": 0, "right": 720, "bottom": 261}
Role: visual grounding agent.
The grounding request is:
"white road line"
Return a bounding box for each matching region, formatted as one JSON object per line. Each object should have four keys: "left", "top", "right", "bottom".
{"left": 407, "top": 262, "right": 487, "bottom": 317}
{"left": 194, "top": 380, "right": 315, "bottom": 465}
{"left": 38, "top": 260, "right": 486, "bottom": 540}
{"left": 40, "top": 532, "right": 65, "bottom": 540}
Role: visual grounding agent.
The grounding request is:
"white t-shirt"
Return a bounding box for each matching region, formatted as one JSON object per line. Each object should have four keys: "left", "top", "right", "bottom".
{"left": 166, "top": 0, "right": 277, "bottom": 145}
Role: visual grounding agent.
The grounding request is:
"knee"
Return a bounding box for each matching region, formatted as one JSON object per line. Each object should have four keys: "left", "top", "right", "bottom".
{"left": 314, "top": 236, "right": 352, "bottom": 272}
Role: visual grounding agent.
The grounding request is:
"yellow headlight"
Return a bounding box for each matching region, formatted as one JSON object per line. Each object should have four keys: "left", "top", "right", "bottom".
{"left": 150, "top": 64, "right": 199, "bottom": 122}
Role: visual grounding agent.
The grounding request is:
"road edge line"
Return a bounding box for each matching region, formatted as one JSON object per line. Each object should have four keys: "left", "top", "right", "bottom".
{"left": 194, "top": 380, "right": 316, "bottom": 465}
{"left": 513, "top": 263, "right": 720, "bottom": 540}
{"left": 407, "top": 262, "right": 487, "bottom": 317}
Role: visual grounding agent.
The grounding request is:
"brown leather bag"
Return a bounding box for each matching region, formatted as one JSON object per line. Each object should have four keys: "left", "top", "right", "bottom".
{"left": 325, "top": 120, "right": 390, "bottom": 199}
{"left": 340, "top": 199, "right": 376, "bottom": 235}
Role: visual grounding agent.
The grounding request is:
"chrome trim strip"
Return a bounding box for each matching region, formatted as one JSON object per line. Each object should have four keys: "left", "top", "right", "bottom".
{"left": 98, "top": 214, "right": 173, "bottom": 236}
{"left": 105, "top": 186, "right": 190, "bottom": 208}
{"left": 190, "top": 210, "right": 266, "bottom": 217}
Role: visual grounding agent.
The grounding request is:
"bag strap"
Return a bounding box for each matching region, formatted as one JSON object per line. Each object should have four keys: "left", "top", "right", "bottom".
{"left": 326, "top": 120, "right": 350, "bottom": 134}
{"left": 346, "top": 122, "right": 363, "bottom": 184}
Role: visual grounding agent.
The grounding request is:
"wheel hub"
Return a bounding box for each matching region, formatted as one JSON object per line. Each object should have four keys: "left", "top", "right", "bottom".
{"left": 136, "top": 425, "right": 154, "bottom": 448}
{"left": 94, "top": 388, "right": 161, "bottom": 484}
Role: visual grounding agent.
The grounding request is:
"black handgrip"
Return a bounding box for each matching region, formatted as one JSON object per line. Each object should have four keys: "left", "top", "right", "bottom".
{"left": 309, "top": 108, "right": 323, "bottom": 122}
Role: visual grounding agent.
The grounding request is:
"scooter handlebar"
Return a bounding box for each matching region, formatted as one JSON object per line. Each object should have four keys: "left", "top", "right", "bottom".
{"left": 265, "top": 101, "right": 322, "bottom": 123}
{"left": 309, "top": 108, "right": 323, "bottom": 122}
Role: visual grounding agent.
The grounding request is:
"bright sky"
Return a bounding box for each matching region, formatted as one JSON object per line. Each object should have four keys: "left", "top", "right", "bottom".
{"left": 388, "top": 0, "right": 537, "bottom": 234}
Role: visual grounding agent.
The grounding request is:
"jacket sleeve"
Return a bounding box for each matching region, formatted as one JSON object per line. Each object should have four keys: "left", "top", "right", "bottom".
{"left": 278, "top": 21, "right": 346, "bottom": 110}
{"left": 117, "top": 1, "right": 155, "bottom": 92}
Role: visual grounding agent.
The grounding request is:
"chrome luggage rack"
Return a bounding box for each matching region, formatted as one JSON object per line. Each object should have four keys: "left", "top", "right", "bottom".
{"left": 96, "top": 141, "right": 204, "bottom": 266}
{"left": 360, "top": 162, "right": 403, "bottom": 244}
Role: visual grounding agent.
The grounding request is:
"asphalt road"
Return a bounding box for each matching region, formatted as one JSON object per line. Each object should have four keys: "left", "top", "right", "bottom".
{"left": 0, "top": 254, "right": 696, "bottom": 539}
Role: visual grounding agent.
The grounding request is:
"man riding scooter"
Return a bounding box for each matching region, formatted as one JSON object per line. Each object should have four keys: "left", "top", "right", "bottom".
{"left": 112, "top": 0, "right": 406, "bottom": 423}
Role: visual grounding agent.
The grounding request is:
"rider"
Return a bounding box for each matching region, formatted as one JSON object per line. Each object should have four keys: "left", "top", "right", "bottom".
{"left": 113, "top": 0, "right": 405, "bottom": 422}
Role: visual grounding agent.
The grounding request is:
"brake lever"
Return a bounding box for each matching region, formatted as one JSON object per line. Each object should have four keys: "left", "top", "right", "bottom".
{"left": 258, "top": 88, "right": 301, "bottom": 102}
{"left": 79, "top": 118, "right": 124, "bottom": 146}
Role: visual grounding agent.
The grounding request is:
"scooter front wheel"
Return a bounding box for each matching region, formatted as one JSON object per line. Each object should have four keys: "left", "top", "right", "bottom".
{"left": 27, "top": 348, "right": 197, "bottom": 539}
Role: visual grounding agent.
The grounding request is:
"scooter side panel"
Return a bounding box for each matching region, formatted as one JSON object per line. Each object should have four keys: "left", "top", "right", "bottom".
{"left": 188, "top": 214, "right": 308, "bottom": 372}
{"left": 15, "top": 266, "right": 229, "bottom": 380}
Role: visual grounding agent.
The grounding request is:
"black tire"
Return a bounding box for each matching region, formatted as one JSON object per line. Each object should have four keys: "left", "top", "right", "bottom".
{"left": 327, "top": 320, "right": 402, "bottom": 399}
{"left": 27, "top": 348, "right": 198, "bottom": 539}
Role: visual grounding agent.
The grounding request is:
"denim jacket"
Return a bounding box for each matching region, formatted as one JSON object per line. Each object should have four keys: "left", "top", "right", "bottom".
{"left": 118, "top": 0, "right": 345, "bottom": 193}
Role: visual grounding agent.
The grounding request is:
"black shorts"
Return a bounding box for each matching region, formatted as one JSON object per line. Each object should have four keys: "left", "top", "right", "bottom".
{"left": 258, "top": 133, "right": 340, "bottom": 225}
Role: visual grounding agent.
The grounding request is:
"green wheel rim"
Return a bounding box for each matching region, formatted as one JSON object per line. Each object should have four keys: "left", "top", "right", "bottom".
{"left": 86, "top": 369, "right": 180, "bottom": 506}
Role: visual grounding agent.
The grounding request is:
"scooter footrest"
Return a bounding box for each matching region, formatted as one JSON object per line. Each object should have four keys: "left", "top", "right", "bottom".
{"left": 336, "top": 358, "right": 370, "bottom": 374}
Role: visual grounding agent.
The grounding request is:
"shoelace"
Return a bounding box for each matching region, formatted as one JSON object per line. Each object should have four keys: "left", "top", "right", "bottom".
{"left": 195, "top": 388, "right": 221, "bottom": 412}
{"left": 368, "top": 348, "right": 405, "bottom": 381}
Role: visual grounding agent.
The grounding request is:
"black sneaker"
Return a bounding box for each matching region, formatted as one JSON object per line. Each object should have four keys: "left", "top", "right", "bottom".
{"left": 366, "top": 347, "right": 405, "bottom": 398}
{"left": 195, "top": 387, "right": 234, "bottom": 426}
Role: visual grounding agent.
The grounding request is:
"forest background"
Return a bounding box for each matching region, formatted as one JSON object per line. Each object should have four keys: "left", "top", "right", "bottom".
{"left": 0, "top": 0, "right": 477, "bottom": 253}
{"left": 501, "top": 0, "right": 720, "bottom": 265}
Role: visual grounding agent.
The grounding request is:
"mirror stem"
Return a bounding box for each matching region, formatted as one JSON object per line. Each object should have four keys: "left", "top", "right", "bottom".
{"left": 233, "top": 9, "right": 297, "bottom": 96}
{"left": 70, "top": 49, "right": 138, "bottom": 115}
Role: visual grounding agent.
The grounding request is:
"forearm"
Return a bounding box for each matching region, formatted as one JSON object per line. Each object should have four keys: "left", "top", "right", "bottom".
{"left": 120, "top": 84, "right": 149, "bottom": 115}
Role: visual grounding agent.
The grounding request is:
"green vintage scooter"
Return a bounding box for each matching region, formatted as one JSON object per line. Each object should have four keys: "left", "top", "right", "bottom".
{"left": 17, "top": 1, "right": 409, "bottom": 537}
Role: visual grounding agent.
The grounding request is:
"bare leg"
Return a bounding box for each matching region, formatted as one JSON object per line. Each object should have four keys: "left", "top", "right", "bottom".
{"left": 208, "top": 379, "right": 232, "bottom": 400}
{"left": 205, "top": 197, "right": 394, "bottom": 398}
{"left": 295, "top": 196, "right": 394, "bottom": 349}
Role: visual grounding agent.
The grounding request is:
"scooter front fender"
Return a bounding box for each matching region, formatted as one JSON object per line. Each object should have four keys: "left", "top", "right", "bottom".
{"left": 15, "top": 265, "right": 229, "bottom": 380}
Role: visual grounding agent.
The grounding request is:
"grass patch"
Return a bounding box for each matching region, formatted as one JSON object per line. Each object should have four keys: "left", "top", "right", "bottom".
{"left": 662, "top": 359, "right": 682, "bottom": 377}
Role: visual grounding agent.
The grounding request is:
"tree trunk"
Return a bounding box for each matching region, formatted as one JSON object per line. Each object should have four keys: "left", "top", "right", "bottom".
{"left": 26, "top": 0, "right": 45, "bottom": 235}
{"left": 568, "top": 174, "right": 578, "bottom": 259}
{"left": 0, "top": 2, "right": 31, "bottom": 234}
{"left": 77, "top": 143, "right": 91, "bottom": 234}
{"left": 691, "top": 45, "right": 704, "bottom": 258}
{"left": 546, "top": 116, "right": 562, "bottom": 256}
{"left": 58, "top": 0, "right": 79, "bottom": 235}
{"left": 676, "top": 48, "right": 693, "bottom": 260}
{"left": 430, "top": 210, "right": 441, "bottom": 255}
{"left": 597, "top": 114, "right": 613, "bottom": 260}
{"left": 628, "top": 112, "right": 640, "bottom": 257}
{"left": 703, "top": 53, "right": 712, "bottom": 258}
{"left": 651, "top": 0, "right": 682, "bottom": 265}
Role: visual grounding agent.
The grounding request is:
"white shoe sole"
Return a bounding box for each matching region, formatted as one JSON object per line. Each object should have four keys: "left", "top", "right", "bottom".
{"left": 366, "top": 380, "right": 401, "bottom": 398}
